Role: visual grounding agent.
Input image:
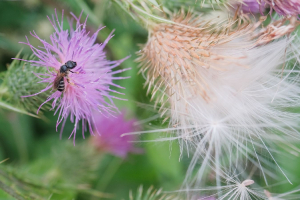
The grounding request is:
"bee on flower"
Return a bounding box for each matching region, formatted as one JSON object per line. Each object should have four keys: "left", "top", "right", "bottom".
{"left": 16, "top": 10, "right": 130, "bottom": 144}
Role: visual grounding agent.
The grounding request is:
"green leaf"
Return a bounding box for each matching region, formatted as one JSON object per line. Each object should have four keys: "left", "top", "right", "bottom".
{"left": 0, "top": 101, "right": 38, "bottom": 118}
{"left": 145, "top": 134, "right": 183, "bottom": 188}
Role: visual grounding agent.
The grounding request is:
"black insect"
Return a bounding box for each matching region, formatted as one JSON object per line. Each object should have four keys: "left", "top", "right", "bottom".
{"left": 53, "top": 60, "right": 77, "bottom": 92}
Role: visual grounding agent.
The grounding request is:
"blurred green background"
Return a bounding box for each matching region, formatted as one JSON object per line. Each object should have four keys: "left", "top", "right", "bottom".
{"left": 1, "top": 0, "right": 300, "bottom": 199}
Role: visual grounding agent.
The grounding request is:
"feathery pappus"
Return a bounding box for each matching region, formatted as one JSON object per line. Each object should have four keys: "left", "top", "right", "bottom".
{"left": 135, "top": 11, "right": 300, "bottom": 186}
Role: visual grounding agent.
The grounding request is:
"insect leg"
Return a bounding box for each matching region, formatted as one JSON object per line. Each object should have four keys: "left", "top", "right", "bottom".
{"left": 70, "top": 70, "right": 79, "bottom": 74}
{"left": 66, "top": 77, "right": 76, "bottom": 86}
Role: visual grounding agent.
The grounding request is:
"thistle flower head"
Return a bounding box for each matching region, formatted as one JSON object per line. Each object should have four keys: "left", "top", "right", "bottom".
{"left": 2, "top": 54, "right": 51, "bottom": 114}
{"left": 237, "top": 0, "right": 266, "bottom": 14}
{"left": 16, "top": 10, "right": 129, "bottom": 143}
{"left": 260, "top": 0, "right": 300, "bottom": 17}
{"left": 137, "top": 11, "right": 300, "bottom": 186}
{"left": 90, "top": 111, "right": 142, "bottom": 158}
{"left": 137, "top": 12, "right": 255, "bottom": 116}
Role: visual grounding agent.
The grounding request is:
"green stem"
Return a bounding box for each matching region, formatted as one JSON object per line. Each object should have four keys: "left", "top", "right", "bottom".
{"left": 74, "top": 0, "right": 101, "bottom": 25}
{"left": 0, "top": 101, "right": 38, "bottom": 118}
{"left": 9, "top": 114, "right": 28, "bottom": 164}
{"left": 92, "top": 157, "right": 123, "bottom": 200}
{"left": 0, "top": 158, "right": 9, "bottom": 164}
{"left": 0, "top": 179, "right": 26, "bottom": 200}
{"left": 113, "top": 0, "right": 138, "bottom": 22}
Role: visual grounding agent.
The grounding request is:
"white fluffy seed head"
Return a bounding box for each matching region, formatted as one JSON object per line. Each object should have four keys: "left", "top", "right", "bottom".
{"left": 137, "top": 12, "right": 300, "bottom": 186}
{"left": 241, "top": 179, "right": 255, "bottom": 187}
{"left": 137, "top": 12, "right": 255, "bottom": 118}
{"left": 176, "top": 171, "right": 266, "bottom": 200}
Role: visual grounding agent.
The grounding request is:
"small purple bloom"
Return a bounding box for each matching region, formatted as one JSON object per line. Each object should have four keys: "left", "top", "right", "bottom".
{"left": 240, "top": 0, "right": 266, "bottom": 14}
{"left": 16, "top": 10, "right": 129, "bottom": 143}
{"left": 261, "top": 0, "right": 300, "bottom": 17}
{"left": 90, "top": 111, "right": 142, "bottom": 158}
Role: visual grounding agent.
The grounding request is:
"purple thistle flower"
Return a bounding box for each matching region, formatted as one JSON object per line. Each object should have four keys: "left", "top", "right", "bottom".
{"left": 261, "top": 0, "right": 300, "bottom": 17}
{"left": 90, "top": 111, "right": 142, "bottom": 158}
{"left": 16, "top": 10, "right": 129, "bottom": 144}
{"left": 239, "top": 0, "right": 266, "bottom": 14}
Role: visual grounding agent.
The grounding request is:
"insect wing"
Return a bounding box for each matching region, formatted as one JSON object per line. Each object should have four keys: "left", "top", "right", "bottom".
{"left": 53, "top": 72, "right": 64, "bottom": 89}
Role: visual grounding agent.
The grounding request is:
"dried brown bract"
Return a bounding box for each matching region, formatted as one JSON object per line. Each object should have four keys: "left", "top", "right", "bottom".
{"left": 136, "top": 12, "right": 254, "bottom": 116}
{"left": 253, "top": 16, "right": 300, "bottom": 46}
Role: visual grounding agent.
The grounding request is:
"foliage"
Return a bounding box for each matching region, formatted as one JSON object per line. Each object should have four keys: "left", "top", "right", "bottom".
{"left": 0, "top": 0, "right": 300, "bottom": 200}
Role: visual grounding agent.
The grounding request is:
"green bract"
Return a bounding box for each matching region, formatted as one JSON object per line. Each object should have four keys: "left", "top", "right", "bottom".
{"left": 0, "top": 52, "right": 51, "bottom": 117}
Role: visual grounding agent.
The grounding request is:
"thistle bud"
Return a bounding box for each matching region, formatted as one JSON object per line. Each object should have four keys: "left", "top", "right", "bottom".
{"left": 1, "top": 54, "right": 51, "bottom": 114}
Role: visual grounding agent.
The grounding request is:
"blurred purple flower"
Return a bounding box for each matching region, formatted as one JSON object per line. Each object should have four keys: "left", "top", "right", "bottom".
{"left": 240, "top": 0, "right": 266, "bottom": 13}
{"left": 16, "top": 10, "right": 129, "bottom": 144}
{"left": 261, "top": 0, "right": 300, "bottom": 17}
{"left": 91, "top": 111, "right": 142, "bottom": 158}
